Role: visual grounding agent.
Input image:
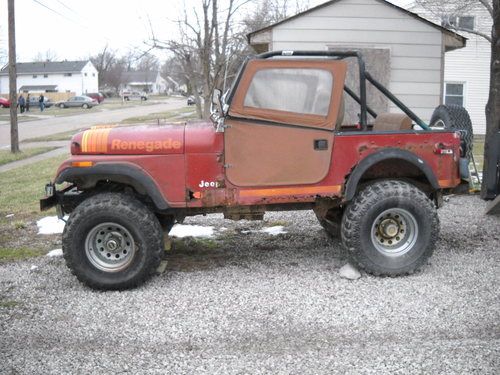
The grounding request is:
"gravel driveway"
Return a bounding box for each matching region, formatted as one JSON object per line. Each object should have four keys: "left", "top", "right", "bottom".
{"left": 1, "top": 195, "right": 499, "bottom": 374}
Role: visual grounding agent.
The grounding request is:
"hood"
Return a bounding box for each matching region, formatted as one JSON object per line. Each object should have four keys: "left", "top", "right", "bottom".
{"left": 71, "top": 123, "right": 186, "bottom": 155}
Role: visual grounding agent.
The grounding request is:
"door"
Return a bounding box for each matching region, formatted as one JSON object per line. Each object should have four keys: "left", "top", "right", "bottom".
{"left": 225, "top": 59, "right": 346, "bottom": 187}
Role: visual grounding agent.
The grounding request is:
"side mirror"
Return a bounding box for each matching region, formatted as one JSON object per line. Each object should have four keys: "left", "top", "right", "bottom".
{"left": 212, "top": 88, "right": 222, "bottom": 106}
{"left": 210, "top": 88, "right": 225, "bottom": 132}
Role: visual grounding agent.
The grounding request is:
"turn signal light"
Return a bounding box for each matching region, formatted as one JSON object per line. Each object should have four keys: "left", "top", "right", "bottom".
{"left": 71, "top": 161, "right": 94, "bottom": 167}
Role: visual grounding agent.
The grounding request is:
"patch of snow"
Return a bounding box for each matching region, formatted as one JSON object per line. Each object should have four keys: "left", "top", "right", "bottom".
{"left": 30, "top": 265, "right": 38, "bottom": 271}
{"left": 47, "top": 249, "right": 63, "bottom": 257}
{"left": 339, "top": 263, "right": 361, "bottom": 280}
{"left": 219, "top": 227, "right": 228, "bottom": 232}
{"left": 5, "top": 214, "right": 14, "bottom": 218}
{"left": 169, "top": 224, "right": 214, "bottom": 238}
{"left": 260, "top": 226, "right": 287, "bottom": 236}
{"left": 37, "top": 216, "right": 67, "bottom": 235}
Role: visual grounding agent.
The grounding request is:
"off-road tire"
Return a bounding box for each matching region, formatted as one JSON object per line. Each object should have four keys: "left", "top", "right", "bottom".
{"left": 315, "top": 209, "right": 342, "bottom": 239}
{"left": 341, "top": 180, "right": 439, "bottom": 276}
{"left": 62, "top": 192, "right": 163, "bottom": 290}
{"left": 430, "top": 104, "right": 473, "bottom": 159}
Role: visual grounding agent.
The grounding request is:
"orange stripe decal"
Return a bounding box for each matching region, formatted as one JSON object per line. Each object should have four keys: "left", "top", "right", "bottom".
{"left": 81, "top": 128, "right": 112, "bottom": 153}
{"left": 82, "top": 131, "right": 89, "bottom": 152}
{"left": 240, "top": 185, "right": 342, "bottom": 197}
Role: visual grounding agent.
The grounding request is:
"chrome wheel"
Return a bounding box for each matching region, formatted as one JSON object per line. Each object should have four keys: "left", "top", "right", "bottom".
{"left": 371, "top": 208, "right": 418, "bottom": 257}
{"left": 85, "top": 222, "right": 136, "bottom": 272}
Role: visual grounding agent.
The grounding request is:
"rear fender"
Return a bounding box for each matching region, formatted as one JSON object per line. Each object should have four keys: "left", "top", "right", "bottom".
{"left": 344, "top": 148, "right": 440, "bottom": 201}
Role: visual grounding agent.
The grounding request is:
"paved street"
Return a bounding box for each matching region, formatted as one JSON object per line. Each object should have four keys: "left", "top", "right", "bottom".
{"left": 0, "top": 98, "right": 186, "bottom": 148}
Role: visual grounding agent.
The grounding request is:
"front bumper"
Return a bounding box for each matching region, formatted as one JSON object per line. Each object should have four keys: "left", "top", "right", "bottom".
{"left": 40, "top": 183, "right": 78, "bottom": 217}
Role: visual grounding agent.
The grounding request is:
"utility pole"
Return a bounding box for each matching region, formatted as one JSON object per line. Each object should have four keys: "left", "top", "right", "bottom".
{"left": 8, "top": 0, "right": 19, "bottom": 153}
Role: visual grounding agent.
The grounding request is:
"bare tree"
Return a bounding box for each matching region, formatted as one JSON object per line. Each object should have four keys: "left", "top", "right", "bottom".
{"left": 33, "top": 49, "right": 58, "bottom": 62}
{"left": 482, "top": 0, "right": 499, "bottom": 198}
{"left": 150, "top": 0, "right": 308, "bottom": 119}
{"left": 414, "top": 1, "right": 492, "bottom": 42}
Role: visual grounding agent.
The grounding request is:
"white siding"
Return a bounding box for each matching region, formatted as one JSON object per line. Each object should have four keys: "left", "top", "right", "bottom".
{"left": 410, "top": 3, "right": 491, "bottom": 134}
{"left": 269, "top": 0, "right": 445, "bottom": 124}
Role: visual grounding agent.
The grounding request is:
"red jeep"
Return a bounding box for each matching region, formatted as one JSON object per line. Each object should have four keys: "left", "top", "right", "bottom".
{"left": 41, "top": 51, "right": 472, "bottom": 290}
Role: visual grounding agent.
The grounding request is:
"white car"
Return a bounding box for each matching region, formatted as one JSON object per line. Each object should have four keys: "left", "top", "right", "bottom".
{"left": 122, "top": 91, "right": 148, "bottom": 101}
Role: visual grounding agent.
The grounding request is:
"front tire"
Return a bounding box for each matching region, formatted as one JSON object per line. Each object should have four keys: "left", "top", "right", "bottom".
{"left": 62, "top": 193, "right": 163, "bottom": 290}
{"left": 82, "top": 103, "right": 89, "bottom": 109}
{"left": 341, "top": 180, "right": 439, "bottom": 276}
{"left": 59, "top": 103, "right": 65, "bottom": 109}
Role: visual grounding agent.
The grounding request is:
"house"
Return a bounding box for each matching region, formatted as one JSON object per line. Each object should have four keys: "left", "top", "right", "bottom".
{"left": 247, "top": 0, "right": 466, "bottom": 126}
{"left": 121, "top": 71, "right": 167, "bottom": 94}
{"left": 0, "top": 60, "right": 98, "bottom": 95}
{"left": 408, "top": 2, "right": 491, "bottom": 135}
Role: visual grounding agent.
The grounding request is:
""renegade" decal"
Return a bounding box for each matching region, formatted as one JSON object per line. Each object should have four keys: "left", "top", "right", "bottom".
{"left": 111, "top": 139, "right": 182, "bottom": 152}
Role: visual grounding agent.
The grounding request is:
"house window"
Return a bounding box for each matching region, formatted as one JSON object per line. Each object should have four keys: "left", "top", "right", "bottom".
{"left": 64, "top": 73, "right": 72, "bottom": 77}
{"left": 442, "top": 15, "right": 475, "bottom": 31}
{"left": 43, "top": 74, "right": 48, "bottom": 78}
{"left": 92, "top": 73, "right": 95, "bottom": 77}
{"left": 84, "top": 73, "right": 87, "bottom": 77}
{"left": 33, "top": 75, "right": 37, "bottom": 78}
{"left": 444, "top": 83, "right": 465, "bottom": 107}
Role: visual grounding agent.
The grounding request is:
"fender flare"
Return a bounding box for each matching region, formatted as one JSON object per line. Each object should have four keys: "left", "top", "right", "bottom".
{"left": 55, "top": 163, "right": 169, "bottom": 210}
{"left": 344, "top": 148, "right": 440, "bottom": 201}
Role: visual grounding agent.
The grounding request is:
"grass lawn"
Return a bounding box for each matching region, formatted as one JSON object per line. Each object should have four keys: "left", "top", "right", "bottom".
{"left": 0, "top": 154, "right": 67, "bottom": 262}
{"left": 472, "top": 135, "right": 485, "bottom": 171}
{"left": 121, "top": 106, "right": 197, "bottom": 124}
{"left": 0, "top": 153, "right": 68, "bottom": 215}
{"left": 0, "top": 147, "right": 58, "bottom": 166}
{"left": 22, "top": 129, "right": 84, "bottom": 143}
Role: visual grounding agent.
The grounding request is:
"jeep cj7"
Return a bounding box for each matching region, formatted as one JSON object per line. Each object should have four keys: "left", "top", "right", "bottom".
{"left": 41, "top": 51, "right": 474, "bottom": 290}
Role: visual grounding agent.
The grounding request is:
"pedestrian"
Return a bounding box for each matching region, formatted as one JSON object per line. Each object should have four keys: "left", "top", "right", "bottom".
{"left": 18, "top": 94, "right": 25, "bottom": 113}
{"left": 26, "top": 94, "right": 30, "bottom": 112}
{"left": 39, "top": 94, "right": 45, "bottom": 112}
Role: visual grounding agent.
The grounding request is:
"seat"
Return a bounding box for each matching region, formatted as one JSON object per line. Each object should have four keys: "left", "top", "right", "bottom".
{"left": 373, "top": 113, "right": 412, "bottom": 131}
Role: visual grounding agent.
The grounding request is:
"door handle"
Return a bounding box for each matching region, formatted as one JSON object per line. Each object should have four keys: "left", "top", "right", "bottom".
{"left": 314, "top": 139, "right": 328, "bottom": 150}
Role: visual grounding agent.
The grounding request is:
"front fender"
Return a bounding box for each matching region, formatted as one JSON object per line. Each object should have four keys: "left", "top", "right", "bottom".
{"left": 55, "top": 162, "right": 169, "bottom": 210}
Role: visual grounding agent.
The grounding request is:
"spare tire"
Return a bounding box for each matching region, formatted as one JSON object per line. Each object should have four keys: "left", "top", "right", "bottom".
{"left": 429, "top": 104, "right": 473, "bottom": 159}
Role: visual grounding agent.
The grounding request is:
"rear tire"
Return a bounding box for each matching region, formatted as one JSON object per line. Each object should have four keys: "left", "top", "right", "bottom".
{"left": 341, "top": 180, "right": 439, "bottom": 276}
{"left": 315, "top": 208, "right": 342, "bottom": 238}
{"left": 430, "top": 104, "right": 473, "bottom": 159}
{"left": 59, "top": 103, "right": 65, "bottom": 109}
{"left": 82, "top": 103, "right": 89, "bottom": 109}
{"left": 62, "top": 193, "right": 163, "bottom": 290}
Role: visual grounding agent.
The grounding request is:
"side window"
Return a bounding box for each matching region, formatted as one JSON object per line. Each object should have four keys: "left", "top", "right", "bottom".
{"left": 444, "top": 83, "right": 464, "bottom": 107}
{"left": 243, "top": 68, "right": 333, "bottom": 116}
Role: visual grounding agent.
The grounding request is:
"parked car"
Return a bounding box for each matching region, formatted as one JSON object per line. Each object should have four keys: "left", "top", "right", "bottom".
{"left": 0, "top": 97, "right": 11, "bottom": 108}
{"left": 87, "top": 93, "right": 104, "bottom": 103}
{"left": 122, "top": 91, "right": 148, "bottom": 101}
{"left": 187, "top": 96, "right": 196, "bottom": 105}
{"left": 28, "top": 96, "right": 53, "bottom": 108}
{"left": 58, "top": 96, "right": 97, "bottom": 109}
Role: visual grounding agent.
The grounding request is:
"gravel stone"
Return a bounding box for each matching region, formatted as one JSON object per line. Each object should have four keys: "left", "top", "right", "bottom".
{"left": 0, "top": 195, "right": 499, "bottom": 374}
{"left": 339, "top": 263, "right": 362, "bottom": 280}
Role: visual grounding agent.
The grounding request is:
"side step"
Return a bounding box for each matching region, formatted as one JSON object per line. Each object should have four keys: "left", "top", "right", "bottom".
{"left": 485, "top": 195, "right": 500, "bottom": 215}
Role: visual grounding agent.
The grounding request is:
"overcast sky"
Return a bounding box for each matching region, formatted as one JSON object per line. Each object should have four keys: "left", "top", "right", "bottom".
{"left": 0, "top": 0, "right": 413, "bottom": 64}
